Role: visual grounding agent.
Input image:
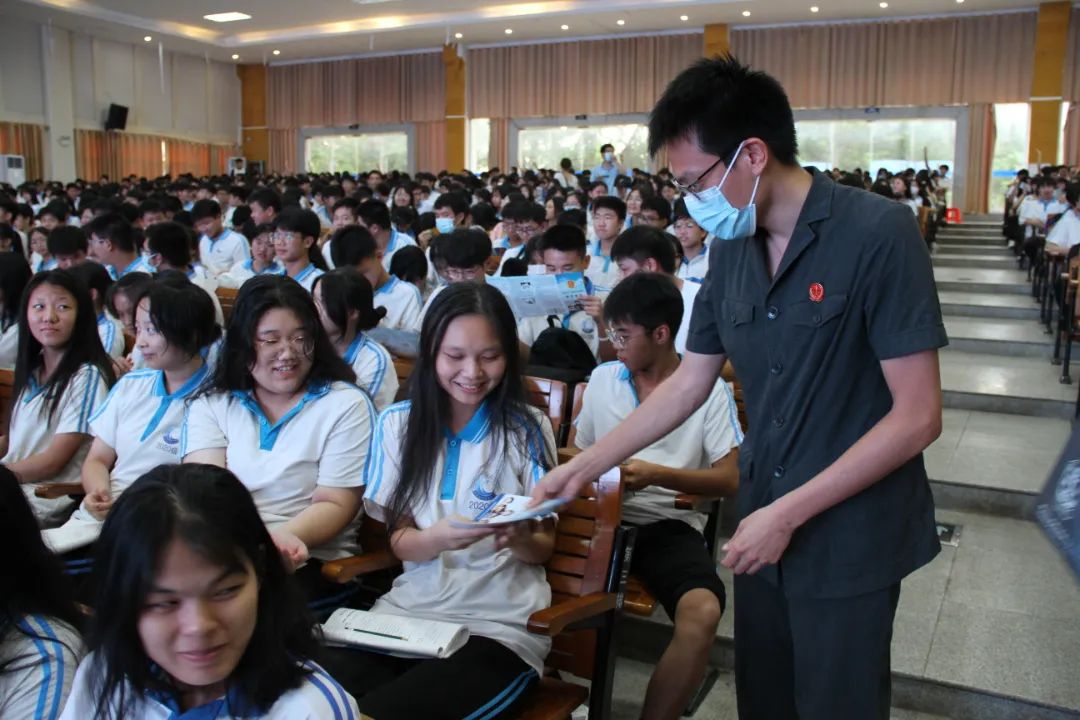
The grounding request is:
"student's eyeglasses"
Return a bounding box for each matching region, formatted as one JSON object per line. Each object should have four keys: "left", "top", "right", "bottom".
{"left": 256, "top": 334, "right": 314, "bottom": 356}
{"left": 605, "top": 331, "right": 645, "bottom": 349}
{"left": 444, "top": 266, "right": 485, "bottom": 282}
{"left": 271, "top": 231, "right": 299, "bottom": 244}
{"left": 671, "top": 156, "right": 725, "bottom": 200}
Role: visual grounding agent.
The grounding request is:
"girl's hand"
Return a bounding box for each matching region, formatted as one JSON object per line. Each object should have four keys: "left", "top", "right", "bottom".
{"left": 429, "top": 516, "right": 495, "bottom": 552}
{"left": 271, "top": 529, "right": 309, "bottom": 573}
{"left": 85, "top": 489, "right": 113, "bottom": 521}
{"left": 492, "top": 520, "right": 538, "bottom": 551}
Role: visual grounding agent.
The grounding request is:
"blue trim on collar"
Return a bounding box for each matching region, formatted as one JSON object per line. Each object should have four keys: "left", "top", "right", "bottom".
{"left": 145, "top": 678, "right": 256, "bottom": 719}
{"left": 141, "top": 364, "right": 210, "bottom": 442}
{"left": 438, "top": 401, "right": 492, "bottom": 500}
{"left": 293, "top": 263, "right": 318, "bottom": 283}
{"left": 343, "top": 333, "right": 366, "bottom": 365}
{"left": 231, "top": 381, "right": 332, "bottom": 451}
{"left": 120, "top": 256, "right": 149, "bottom": 277}
{"left": 374, "top": 275, "right": 399, "bottom": 296}
{"left": 591, "top": 240, "right": 612, "bottom": 272}
{"left": 616, "top": 363, "right": 640, "bottom": 407}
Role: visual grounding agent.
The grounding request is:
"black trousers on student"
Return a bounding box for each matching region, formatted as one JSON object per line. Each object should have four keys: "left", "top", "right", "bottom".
{"left": 733, "top": 571, "right": 901, "bottom": 720}
{"left": 320, "top": 636, "right": 537, "bottom": 720}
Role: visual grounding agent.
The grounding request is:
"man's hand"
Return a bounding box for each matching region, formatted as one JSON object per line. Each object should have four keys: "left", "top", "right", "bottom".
{"left": 621, "top": 459, "right": 665, "bottom": 492}
{"left": 720, "top": 503, "right": 798, "bottom": 575}
{"left": 579, "top": 295, "right": 604, "bottom": 322}
{"left": 531, "top": 460, "right": 593, "bottom": 504}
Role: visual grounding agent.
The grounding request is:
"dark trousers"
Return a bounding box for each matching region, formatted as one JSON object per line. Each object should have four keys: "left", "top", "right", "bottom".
{"left": 733, "top": 571, "right": 901, "bottom": 720}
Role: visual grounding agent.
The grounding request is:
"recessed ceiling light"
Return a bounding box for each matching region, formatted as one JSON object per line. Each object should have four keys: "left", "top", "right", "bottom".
{"left": 455, "top": 32, "right": 463, "bottom": 38}
{"left": 680, "top": 15, "right": 689, "bottom": 21}
{"left": 231, "top": 53, "right": 239, "bottom": 60}
{"left": 504, "top": 28, "right": 513, "bottom": 34}
{"left": 143, "top": 35, "right": 152, "bottom": 42}
{"left": 616, "top": 19, "right": 626, "bottom": 26}
{"left": 879, "top": 1, "right": 888, "bottom": 7}
{"left": 810, "top": 5, "right": 819, "bottom": 11}
{"left": 560, "top": 24, "right": 569, "bottom": 30}
{"left": 272, "top": 49, "right": 281, "bottom": 55}
{"left": 204, "top": 12, "right": 252, "bottom": 23}
{"left": 956, "top": 0, "right": 964, "bottom": 3}
{"left": 742, "top": 10, "right": 751, "bottom": 16}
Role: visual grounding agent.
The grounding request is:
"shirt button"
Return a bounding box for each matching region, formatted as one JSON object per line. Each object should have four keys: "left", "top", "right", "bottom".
{"left": 773, "top": 466, "right": 785, "bottom": 479}
{"left": 770, "top": 362, "right": 783, "bottom": 375}
{"left": 767, "top": 306, "right": 779, "bottom": 320}
{"left": 450, "top": 440, "right": 457, "bottom": 447}
{"left": 812, "top": 314, "right": 821, "bottom": 324}
{"left": 774, "top": 416, "right": 785, "bottom": 428}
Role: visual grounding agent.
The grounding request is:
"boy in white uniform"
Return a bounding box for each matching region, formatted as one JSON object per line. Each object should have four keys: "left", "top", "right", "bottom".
{"left": 355, "top": 199, "right": 417, "bottom": 273}
{"left": 587, "top": 196, "right": 625, "bottom": 291}
{"left": 1046, "top": 183, "right": 1080, "bottom": 251}
{"left": 330, "top": 225, "right": 422, "bottom": 332}
{"left": 414, "top": 229, "right": 491, "bottom": 331}
{"left": 673, "top": 200, "right": 711, "bottom": 283}
{"left": 611, "top": 225, "right": 700, "bottom": 354}
{"left": 574, "top": 272, "right": 741, "bottom": 720}
{"left": 517, "top": 225, "right": 610, "bottom": 360}
{"left": 271, "top": 208, "right": 326, "bottom": 293}
{"left": 192, "top": 199, "right": 251, "bottom": 278}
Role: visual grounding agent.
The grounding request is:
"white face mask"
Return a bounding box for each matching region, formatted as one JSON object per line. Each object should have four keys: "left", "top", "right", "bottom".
{"left": 603, "top": 152, "right": 615, "bottom": 163}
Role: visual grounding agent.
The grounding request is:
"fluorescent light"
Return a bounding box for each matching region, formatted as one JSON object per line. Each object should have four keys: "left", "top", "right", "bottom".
{"left": 680, "top": 15, "right": 689, "bottom": 21}
{"left": 454, "top": 32, "right": 463, "bottom": 38}
{"left": 504, "top": 28, "right": 513, "bottom": 34}
{"left": 231, "top": 53, "right": 239, "bottom": 59}
{"left": 143, "top": 35, "right": 152, "bottom": 41}
{"left": 742, "top": 10, "right": 751, "bottom": 16}
{"left": 879, "top": 1, "right": 888, "bottom": 7}
{"left": 204, "top": 12, "right": 252, "bottom": 23}
{"left": 272, "top": 49, "right": 281, "bottom": 55}
{"left": 616, "top": 19, "right": 626, "bottom": 25}
{"left": 560, "top": 24, "right": 569, "bottom": 30}
{"left": 810, "top": 5, "right": 819, "bottom": 12}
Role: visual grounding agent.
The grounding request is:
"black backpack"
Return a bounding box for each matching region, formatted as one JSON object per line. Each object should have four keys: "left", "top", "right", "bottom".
{"left": 526, "top": 315, "right": 598, "bottom": 383}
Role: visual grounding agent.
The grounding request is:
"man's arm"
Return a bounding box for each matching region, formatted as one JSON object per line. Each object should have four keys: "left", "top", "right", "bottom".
{"left": 622, "top": 450, "right": 739, "bottom": 497}
{"left": 532, "top": 350, "right": 727, "bottom": 501}
{"left": 721, "top": 349, "right": 942, "bottom": 575}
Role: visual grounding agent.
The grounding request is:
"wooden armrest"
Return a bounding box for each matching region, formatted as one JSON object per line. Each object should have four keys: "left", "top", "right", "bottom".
{"left": 674, "top": 494, "right": 718, "bottom": 511}
{"left": 320, "top": 549, "right": 400, "bottom": 584}
{"left": 527, "top": 592, "right": 616, "bottom": 636}
{"left": 557, "top": 446, "right": 582, "bottom": 464}
{"left": 34, "top": 482, "right": 85, "bottom": 499}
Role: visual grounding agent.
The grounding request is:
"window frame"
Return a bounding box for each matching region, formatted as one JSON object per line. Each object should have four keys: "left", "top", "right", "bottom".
{"left": 509, "top": 114, "right": 653, "bottom": 173}
{"left": 298, "top": 124, "right": 416, "bottom": 174}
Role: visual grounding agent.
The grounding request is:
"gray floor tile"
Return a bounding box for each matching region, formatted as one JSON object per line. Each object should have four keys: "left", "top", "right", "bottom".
{"left": 936, "top": 291, "right": 1035, "bottom": 309}
{"left": 924, "top": 601, "right": 1080, "bottom": 710}
{"left": 943, "top": 317, "right": 1053, "bottom": 345}
{"left": 610, "top": 658, "right": 738, "bottom": 720}
{"left": 893, "top": 547, "right": 955, "bottom": 676}
{"left": 943, "top": 546, "right": 1080, "bottom": 623}
{"left": 933, "top": 267, "right": 1028, "bottom": 283}
{"left": 939, "top": 351, "right": 1073, "bottom": 402}
{"left": 935, "top": 510, "right": 1063, "bottom": 557}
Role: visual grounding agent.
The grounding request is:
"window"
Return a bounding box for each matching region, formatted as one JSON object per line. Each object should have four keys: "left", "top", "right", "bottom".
{"left": 304, "top": 132, "right": 408, "bottom": 174}
{"left": 988, "top": 103, "right": 1030, "bottom": 213}
{"left": 468, "top": 118, "right": 491, "bottom": 173}
{"left": 795, "top": 117, "right": 956, "bottom": 175}
{"left": 516, "top": 122, "right": 650, "bottom": 173}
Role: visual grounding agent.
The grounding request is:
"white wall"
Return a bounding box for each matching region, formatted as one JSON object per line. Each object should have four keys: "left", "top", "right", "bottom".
{"left": 0, "top": 17, "right": 239, "bottom": 146}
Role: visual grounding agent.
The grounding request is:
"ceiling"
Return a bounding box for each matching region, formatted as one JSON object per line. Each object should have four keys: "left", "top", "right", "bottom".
{"left": 4, "top": 0, "right": 1053, "bottom": 64}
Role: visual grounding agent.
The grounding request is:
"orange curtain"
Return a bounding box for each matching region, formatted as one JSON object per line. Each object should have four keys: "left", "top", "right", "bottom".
{"left": 488, "top": 118, "right": 509, "bottom": 172}
{"left": 1064, "top": 103, "right": 1079, "bottom": 167}
{"left": 268, "top": 129, "right": 298, "bottom": 174}
{"left": 166, "top": 139, "right": 211, "bottom": 177}
{"left": 731, "top": 12, "right": 1036, "bottom": 108}
{"left": 963, "top": 104, "right": 995, "bottom": 214}
{"left": 0, "top": 122, "right": 45, "bottom": 181}
{"left": 413, "top": 121, "right": 446, "bottom": 175}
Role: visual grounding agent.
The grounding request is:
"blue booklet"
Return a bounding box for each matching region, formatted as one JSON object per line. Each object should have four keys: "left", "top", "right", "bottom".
{"left": 449, "top": 494, "right": 567, "bottom": 528}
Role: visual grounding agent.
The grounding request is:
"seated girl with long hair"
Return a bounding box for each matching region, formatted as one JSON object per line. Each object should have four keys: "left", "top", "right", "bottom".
{"left": 323, "top": 283, "right": 556, "bottom": 720}
{"left": 59, "top": 463, "right": 358, "bottom": 719}
{"left": 181, "top": 275, "right": 375, "bottom": 598}
{"left": 0, "top": 269, "right": 115, "bottom": 527}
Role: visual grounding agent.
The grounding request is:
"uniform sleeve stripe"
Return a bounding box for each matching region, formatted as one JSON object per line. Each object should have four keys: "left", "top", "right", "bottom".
{"left": 723, "top": 381, "right": 745, "bottom": 444}
{"left": 305, "top": 665, "right": 353, "bottom": 720}
{"left": 369, "top": 344, "right": 387, "bottom": 399}
{"left": 307, "top": 663, "right": 356, "bottom": 720}
{"left": 28, "top": 616, "right": 65, "bottom": 720}
{"left": 17, "top": 617, "right": 55, "bottom": 720}
{"left": 77, "top": 367, "right": 100, "bottom": 431}
{"left": 463, "top": 670, "right": 536, "bottom": 720}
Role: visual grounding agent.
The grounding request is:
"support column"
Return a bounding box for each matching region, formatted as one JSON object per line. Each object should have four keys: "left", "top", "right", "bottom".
{"left": 41, "top": 26, "right": 77, "bottom": 182}
{"left": 1028, "top": 1, "right": 1071, "bottom": 164}
{"left": 237, "top": 64, "right": 269, "bottom": 170}
{"left": 443, "top": 44, "right": 467, "bottom": 172}
{"left": 704, "top": 23, "right": 730, "bottom": 59}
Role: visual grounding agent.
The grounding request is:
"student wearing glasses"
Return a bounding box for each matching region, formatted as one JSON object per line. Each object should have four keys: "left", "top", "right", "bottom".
{"left": 271, "top": 209, "right": 328, "bottom": 293}
{"left": 415, "top": 229, "right": 492, "bottom": 330}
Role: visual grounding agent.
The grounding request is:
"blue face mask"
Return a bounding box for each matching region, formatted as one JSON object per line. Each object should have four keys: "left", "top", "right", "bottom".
{"left": 435, "top": 217, "right": 456, "bottom": 234}
{"left": 682, "top": 140, "right": 760, "bottom": 241}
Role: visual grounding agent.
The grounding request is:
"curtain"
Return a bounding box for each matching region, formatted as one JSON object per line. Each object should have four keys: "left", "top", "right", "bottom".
{"left": 1066, "top": 8, "right": 1080, "bottom": 103}
{"left": 1064, "top": 103, "right": 1079, "bottom": 167}
{"left": 0, "top": 123, "right": 45, "bottom": 181}
{"left": 268, "top": 129, "right": 299, "bottom": 175}
{"left": 964, "top": 104, "right": 995, "bottom": 215}
{"left": 488, "top": 118, "right": 509, "bottom": 173}
{"left": 731, "top": 12, "right": 1035, "bottom": 108}
{"left": 468, "top": 34, "right": 701, "bottom": 119}
{"left": 166, "top": 138, "right": 211, "bottom": 177}
{"left": 75, "top": 129, "right": 112, "bottom": 181}
{"left": 75, "top": 130, "right": 236, "bottom": 180}
{"left": 413, "top": 121, "right": 446, "bottom": 175}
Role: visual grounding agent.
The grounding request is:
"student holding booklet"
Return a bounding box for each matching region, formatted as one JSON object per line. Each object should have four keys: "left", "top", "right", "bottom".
{"left": 322, "top": 283, "right": 556, "bottom": 720}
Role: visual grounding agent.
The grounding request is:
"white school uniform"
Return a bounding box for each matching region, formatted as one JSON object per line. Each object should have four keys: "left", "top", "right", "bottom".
{"left": 217, "top": 258, "right": 285, "bottom": 289}
{"left": 0, "top": 615, "right": 82, "bottom": 720}
{"left": 676, "top": 242, "right": 710, "bottom": 284}
{"left": 574, "top": 361, "right": 742, "bottom": 531}
{"left": 586, "top": 239, "right": 620, "bottom": 291}
{"left": 184, "top": 266, "right": 227, "bottom": 327}
{"left": 414, "top": 283, "right": 446, "bottom": 332}
{"left": 182, "top": 381, "right": 374, "bottom": 561}
{"left": 364, "top": 401, "right": 555, "bottom": 675}
{"left": 281, "top": 264, "right": 325, "bottom": 293}
{"left": 516, "top": 279, "right": 608, "bottom": 359}
{"left": 497, "top": 242, "right": 528, "bottom": 273}
{"left": 1047, "top": 209, "right": 1080, "bottom": 250}
{"left": 375, "top": 275, "right": 423, "bottom": 332}
{"left": 108, "top": 255, "right": 155, "bottom": 280}
{"left": 3, "top": 364, "right": 109, "bottom": 527}
{"left": 343, "top": 332, "right": 398, "bottom": 412}
{"left": 675, "top": 279, "right": 699, "bottom": 355}
{"left": 1018, "top": 197, "right": 1069, "bottom": 240}
{"left": 33, "top": 257, "right": 58, "bottom": 274}
{"left": 380, "top": 229, "right": 418, "bottom": 273}
{"left": 0, "top": 321, "right": 18, "bottom": 370}
{"left": 59, "top": 654, "right": 358, "bottom": 720}
{"left": 97, "top": 313, "right": 125, "bottom": 359}
{"left": 198, "top": 228, "right": 251, "bottom": 277}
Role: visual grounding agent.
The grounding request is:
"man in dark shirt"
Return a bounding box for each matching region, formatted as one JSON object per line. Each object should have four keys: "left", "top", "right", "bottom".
{"left": 534, "top": 55, "right": 947, "bottom": 719}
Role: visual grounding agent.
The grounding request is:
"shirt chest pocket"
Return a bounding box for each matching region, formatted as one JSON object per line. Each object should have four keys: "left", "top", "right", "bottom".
{"left": 719, "top": 298, "right": 756, "bottom": 355}
{"left": 787, "top": 294, "right": 848, "bottom": 341}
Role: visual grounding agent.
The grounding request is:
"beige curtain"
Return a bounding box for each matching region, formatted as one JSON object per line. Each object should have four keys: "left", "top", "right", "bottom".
{"left": 0, "top": 123, "right": 45, "bottom": 181}
{"left": 1066, "top": 8, "right": 1080, "bottom": 103}
{"left": 731, "top": 12, "right": 1035, "bottom": 108}
{"left": 75, "top": 130, "right": 164, "bottom": 180}
{"left": 964, "top": 104, "right": 995, "bottom": 215}
{"left": 268, "top": 129, "right": 299, "bottom": 174}
{"left": 1064, "top": 104, "right": 1079, "bottom": 167}
{"left": 467, "top": 34, "right": 701, "bottom": 119}
{"left": 413, "top": 121, "right": 446, "bottom": 174}
{"left": 488, "top": 118, "right": 509, "bottom": 172}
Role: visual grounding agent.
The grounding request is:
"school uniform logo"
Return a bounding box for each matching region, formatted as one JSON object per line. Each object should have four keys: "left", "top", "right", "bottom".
{"left": 157, "top": 427, "right": 181, "bottom": 455}
{"left": 472, "top": 473, "right": 498, "bottom": 502}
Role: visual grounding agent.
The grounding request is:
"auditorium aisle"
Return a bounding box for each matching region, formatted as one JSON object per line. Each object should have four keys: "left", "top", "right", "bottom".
{"left": 612, "top": 218, "right": 1080, "bottom": 720}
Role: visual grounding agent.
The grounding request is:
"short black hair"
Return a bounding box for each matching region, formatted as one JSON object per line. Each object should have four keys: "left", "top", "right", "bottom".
{"left": 648, "top": 54, "right": 798, "bottom": 166}
{"left": 502, "top": 200, "right": 545, "bottom": 224}
{"left": 311, "top": 268, "right": 386, "bottom": 333}
{"left": 38, "top": 201, "right": 70, "bottom": 223}
{"left": 136, "top": 199, "right": 163, "bottom": 220}
{"left": 557, "top": 208, "right": 588, "bottom": 231}
{"left": 539, "top": 224, "right": 587, "bottom": 258}
{"left": 133, "top": 276, "right": 221, "bottom": 357}
{"left": 47, "top": 226, "right": 88, "bottom": 257}
{"left": 330, "top": 225, "right": 378, "bottom": 267}
{"left": 86, "top": 213, "right": 137, "bottom": 253}
{"left": 66, "top": 260, "right": 113, "bottom": 306}
{"left": 190, "top": 199, "right": 222, "bottom": 222}
{"left": 273, "top": 207, "right": 321, "bottom": 240}
{"left": 600, "top": 143, "right": 615, "bottom": 154}
{"left": 333, "top": 197, "right": 359, "bottom": 218}
{"left": 611, "top": 226, "right": 677, "bottom": 275}
{"left": 641, "top": 196, "right": 672, "bottom": 223}
{"left": 248, "top": 188, "right": 281, "bottom": 213}
{"left": 389, "top": 244, "right": 428, "bottom": 284}
{"left": 592, "top": 196, "right": 627, "bottom": 221}
{"left": 146, "top": 221, "right": 193, "bottom": 268}
{"left": 431, "top": 229, "right": 492, "bottom": 269}
{"left": 603, "top": 272, "right": 683, "bottom": 339}
{"left": 1065, "top": 182, "right": 1080, "bottom": 207}
{"left": 433, "top": 191, "right": 469, "bottom": 217}
{"left": 356, "top": 200, "right": 390, "bottom": 231}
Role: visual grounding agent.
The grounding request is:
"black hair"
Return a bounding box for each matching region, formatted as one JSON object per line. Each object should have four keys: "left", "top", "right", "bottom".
{"left": 430, "top": 228, "right": 492, "bottom": 269}
{"left": 672, "top": 198, "right": 691, "bottom": 221}
{"left": 201, "top": 275, "right": 355, "bottom": 395}
{"left": 229, "top": 185, "right": 250, "bottom": 202}
{"left": 66, "top": 261, "right": 114, "bottom": 311}
{"left": 105, "top": 272, "right": 154, "bottom": 323}
{"left": 312, "top": 268, "right": 386, "bottom": 335}
{"left": 648, "top": 54, "right": 798, "bottom": 166}
{"left": 546, "top": 196, "right": 566, "bottom": 217}
{"left": 501, "top": 200, "right": 544, "bottom": 224}
{"left": 133, "top": 276, "right": 221, "bottom": 358}
{"left": 248, "top": 188, "right": 282, "bottom": 214}
{"left": 389, "top": 244, "right": 428, "bottom": 285}
{"left": 136, "top": 199, "right": 164, "bottom": 221}
{"left": 603, "top": 272, "right": 684, "bottom": 339}
{"left": 329, "top": 225, "right": 378, "bottom": 268}
{"left": 231, "top": 205, "right": 252, "bottom": 228}
{"left": 333, "top": 197, "right": 359, "bottom": 219}
{"left": 386, "top": 283, "right": 551, "bottom": 531}
{"left": 38, "top": 201, "right": 70, "bottom": 223}
{"left": 86, "top": 213, "right": 137, "bottom": 253}
{"left": 539, "top": 223, "right": 587, "bottom": 257}
{"left": 501, "top": 258, "right": 528, "bottom": 276}
{"left": 273, "top": 208, "right": 328, "bottom": 270}
{"left": 0, "top": 253, "right": 31, "bottom": 331}
{"left": 86, "top": 463, "right": 319, "bottom": 719}
{"left": 599, "top": 143, "right": 615, "bottom": 154}
{"left": 592, "top": 196, "right": 627, "bottom": 222}
{"left": 433, "top": 192, "right": 469, "bottom": 217}
{"left": 356, "top": 200, "right": 391, "bottom": 232}
{"left": 189, "top": 199, "right": 222, "bottom": 222}
{"left": 0, "top": 223, "right": 26, "bottom": 257}
{"left": 468, "top": 203, "right": 498, "bottom": 232}
{"left": 145, "top": 221, "right": 193, "bottom": 268}
{"left": 14, "top": 270, "right": 116, "bottom": 423}
{"left": 641, "top": 196, "right": 672, "bottom": 223}
{"left": 1065, "top": 182, "right": 1080, "bottom": 208}
{"left": 611, "top": 226, "right": 678, "bottom": 275}
{"left": 556, "top": 208, "right": 588, "bottom": 231}
{"left": 0, "top": 464, "right": 82, "bottom": 676}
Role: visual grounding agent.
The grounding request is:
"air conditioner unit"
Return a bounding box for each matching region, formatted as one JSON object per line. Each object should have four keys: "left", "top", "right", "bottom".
{"left": 0, "top": 155, "right": 25, "bottom": 186}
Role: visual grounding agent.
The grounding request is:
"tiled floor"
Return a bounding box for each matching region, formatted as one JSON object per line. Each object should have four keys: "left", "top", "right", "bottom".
{"left": 936, "top": 291, "right": 1036, "bottom": 310}
{"left": 943, "top": 316, "right": 1053, "bottom": 346}
{"left": 933, "top": 267, "right": 1029, "bottom": 285}
{"left": 939, "top": 350, "right": 1074, "bottom": 403}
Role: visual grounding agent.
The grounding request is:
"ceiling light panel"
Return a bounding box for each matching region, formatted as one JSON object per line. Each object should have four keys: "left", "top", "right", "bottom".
{"left": 204, "top": 12, "right": 252, "bottom": 23}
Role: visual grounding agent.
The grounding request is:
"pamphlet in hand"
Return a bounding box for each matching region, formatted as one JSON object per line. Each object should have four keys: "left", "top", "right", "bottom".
{"left": 321, "top": 608, "right": 469, "bottom": 659}
{"left": 449, "top": 493, "right": 567, "bottom": 528}
{"left": 488, "top": 272, "right": 589, "bottom": 318}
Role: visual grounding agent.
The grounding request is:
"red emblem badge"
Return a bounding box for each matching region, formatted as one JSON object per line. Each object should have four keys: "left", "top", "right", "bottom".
{"left": 809, "top": 283, "right": 825, "bottom": 302}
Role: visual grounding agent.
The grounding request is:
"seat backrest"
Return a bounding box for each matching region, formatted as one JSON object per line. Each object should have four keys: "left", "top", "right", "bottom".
{"left": 565, "top": 381, "right": 588, "bottom": 448}
{"left": 392, "top": 358, "right": 414, "bottom": 402}
{"left": 0, "top": 368, "right": 14, "bottom": 434}
{"left": 215, "top": 287, "right": 239, "bottom": 326}
{"left": 523, "top": 375, "right": 570, "bottom": 445}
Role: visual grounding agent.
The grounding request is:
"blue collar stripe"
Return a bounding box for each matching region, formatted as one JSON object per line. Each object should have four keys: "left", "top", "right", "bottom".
{"left": 306, "top": 669, "right": 348, "bottom": 720}
{"left": 77, "top": 368, "right": 101, "bottom": 431}
{"left": 141, "top": 365, "right": 209, "bottom": 441}
{"left": 439, "top": 402, "right": 492, "bottom": 500}
{"left": 232, "top": 382, "right": 331, "bottom": 451}
{"left": 364, "top": 402, "right": 410, "bottom": 497}
{"left": 343, "top": 334, "right": 366, "bottom": 365}
{"left": 617, "top": 364, "right": 641, "bottom": 408}
{"left": 374, "top": 276, "right": 398, "bottom": 296}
